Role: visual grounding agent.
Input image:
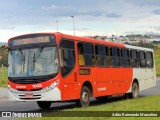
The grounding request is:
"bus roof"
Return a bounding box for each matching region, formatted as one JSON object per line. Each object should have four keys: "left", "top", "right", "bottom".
{"left": 61, "top": 33, "right": 153, "bottom": 52}
{"left": 125, "top": 44, "right": 153, "bottom": 52}
{"left": 8, "top": 32, "right": 153, "bottom": 52}
{"left": 61, "top": 33, "right": 125, "bottom": 48}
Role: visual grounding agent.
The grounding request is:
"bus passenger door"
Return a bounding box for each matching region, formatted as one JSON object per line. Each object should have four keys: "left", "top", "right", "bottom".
{"left": 60, "top": 39, "right": 75, "bottom": 100}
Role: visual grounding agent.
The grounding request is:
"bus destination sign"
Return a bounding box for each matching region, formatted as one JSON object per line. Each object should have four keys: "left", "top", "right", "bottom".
{"left": 10, "top": 36, "right": 52, "bottom": 46}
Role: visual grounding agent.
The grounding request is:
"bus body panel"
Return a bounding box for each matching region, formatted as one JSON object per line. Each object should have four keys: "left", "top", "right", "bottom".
{"left": 111, "top": 68, "right": 133, "bottom": 95}
{"left": 60, "top": 70, "right": 77, "bottom": 100}
{"left": 96, "top": 67, "right": 112, "bottom": 96}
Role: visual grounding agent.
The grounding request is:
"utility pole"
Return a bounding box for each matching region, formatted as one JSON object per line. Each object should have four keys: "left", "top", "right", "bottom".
{"left": 71, "top": 16, "right": 75, "bottom": 36}
{"left": 56, "top": 20, "right": 59, "bottom": 32}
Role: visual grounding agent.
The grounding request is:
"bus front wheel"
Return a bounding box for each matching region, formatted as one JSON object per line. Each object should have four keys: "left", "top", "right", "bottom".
{"left": 76, "top": 86, "right": 91, "bottom": 107}
{"left": 128, "top": 82, "right": 139, "bottom": 99}
{"left": 37, "top": 101, "right": 51, "bottom": 109}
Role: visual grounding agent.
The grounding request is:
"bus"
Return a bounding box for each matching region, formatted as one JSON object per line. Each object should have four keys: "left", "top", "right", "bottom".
{"left": 2, "top": 32, "right": 156, "bottom": 109}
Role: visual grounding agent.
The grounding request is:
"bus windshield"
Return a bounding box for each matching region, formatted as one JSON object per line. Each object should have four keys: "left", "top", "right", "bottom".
{"left": 8, "top": 46, "right": 58, "bottom": 77}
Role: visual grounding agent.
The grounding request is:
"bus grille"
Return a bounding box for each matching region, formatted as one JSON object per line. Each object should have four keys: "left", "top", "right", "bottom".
{"left": 8, "top": 73, "right": 57, "bottom": 84}
{"left": 18, "top": 94, "right": 41, "bottom": 100}
{"left": 16, "top": 88, "right": 42, "bottom": 91}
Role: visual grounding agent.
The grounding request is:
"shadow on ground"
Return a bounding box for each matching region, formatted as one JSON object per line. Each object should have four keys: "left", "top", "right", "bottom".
{"left": 34, "top": 95, "right": 146, "bottom": 113}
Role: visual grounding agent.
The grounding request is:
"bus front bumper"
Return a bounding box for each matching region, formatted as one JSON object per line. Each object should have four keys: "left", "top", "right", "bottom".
{"left": 8, "top": 87, "right": 61, "bottom": 101}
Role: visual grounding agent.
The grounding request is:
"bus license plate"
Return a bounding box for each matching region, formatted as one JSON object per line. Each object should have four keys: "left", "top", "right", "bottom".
{"left": 25, "top": 94, "right": 33, "bottom": 98}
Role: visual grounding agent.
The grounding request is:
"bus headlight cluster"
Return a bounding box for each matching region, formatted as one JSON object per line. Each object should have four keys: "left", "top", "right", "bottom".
{"left": 42, "top": 80, "right": 59, "bottom": 92}
{"left": 8, "top": 85, "right": 18, "bottom": 93}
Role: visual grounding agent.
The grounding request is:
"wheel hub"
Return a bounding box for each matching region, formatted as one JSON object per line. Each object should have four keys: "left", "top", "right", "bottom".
{"left": 82, "top": 91, "right": 88, "bottom": 102}
{"left": 133, "top": 85, "right": 138, "bottom": 97}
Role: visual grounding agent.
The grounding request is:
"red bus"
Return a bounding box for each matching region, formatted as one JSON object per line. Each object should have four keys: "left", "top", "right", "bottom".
{"left": 2, "top": 32, "right": 156, "bottom": 109}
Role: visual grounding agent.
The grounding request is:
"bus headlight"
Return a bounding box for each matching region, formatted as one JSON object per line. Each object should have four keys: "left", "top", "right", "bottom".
{"left": 8, "top": 85, "right": 18, "bottom": 93}
{"left": 42, "top": 80, "right": 59, "bottom": 92}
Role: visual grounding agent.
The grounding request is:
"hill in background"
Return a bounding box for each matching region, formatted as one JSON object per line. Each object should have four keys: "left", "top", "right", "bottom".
{"left": 0, "top": 42, "right": 7, "bottom": 46}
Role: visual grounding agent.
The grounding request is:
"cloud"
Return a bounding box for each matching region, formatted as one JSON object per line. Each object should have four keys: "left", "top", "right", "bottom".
{"left": 130, "top": 0, "right": 160, "bottom": 6}
{"left": 79, "top": 10, "right": 104, "bottom": 17}
{"left": 0, "top": 0, "right": 160, "bottom": 42}
{"left": 0, "top": 0, "right": 158, "bottom": 26}
{"left": 41, "top": 4, "right": 105, "bottom": 18}
{"left": 41, "top": 4, "right": 63, "bottom": 10}
{"left": 106, "top": 13, "right": 122, "bottom": 18}
{"left": 154, "top": 10, "right": 160, "bottom": 15}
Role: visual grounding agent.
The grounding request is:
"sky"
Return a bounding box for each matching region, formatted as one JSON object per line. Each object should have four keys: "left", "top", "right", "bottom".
{"left": 0, "top": 0, "right": 160, "bottom": 42}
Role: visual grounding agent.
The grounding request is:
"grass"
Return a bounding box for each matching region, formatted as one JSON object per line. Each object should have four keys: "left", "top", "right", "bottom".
{"left": 0, "top": 67, "right": 8, "bottom": 87}
{"left": 154, "top": 49, "right": 160, "bottom": 76}
{"left": 23, "top": 95, "right": 160, "bottom": 119}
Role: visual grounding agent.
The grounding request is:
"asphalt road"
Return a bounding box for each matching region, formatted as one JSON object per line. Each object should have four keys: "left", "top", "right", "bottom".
{"left": 0, "top": 78, "right": 159, "bottom": 112}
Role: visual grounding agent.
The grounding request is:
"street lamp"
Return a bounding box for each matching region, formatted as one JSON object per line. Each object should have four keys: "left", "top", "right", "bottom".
{"left": 56, "top": 20, "right": 59, "bottom": 32}
{"left": 71, "top": 16, "right": 75, "bottom": 36}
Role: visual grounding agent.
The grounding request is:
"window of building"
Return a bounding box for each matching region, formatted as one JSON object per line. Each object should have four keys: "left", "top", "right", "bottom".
{"left": 110, "top": 47, "right": 120, "bottom": 67}
{"left": 60, "top": 39, "right": 75, "bottom": 77}
{"left": 78, "top": 42, "right": 94, "bottom": 66}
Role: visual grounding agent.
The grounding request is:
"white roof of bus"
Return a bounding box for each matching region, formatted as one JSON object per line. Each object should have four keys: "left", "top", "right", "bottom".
{"left": 125, "top": 44, "right": 153, "bottom": 52}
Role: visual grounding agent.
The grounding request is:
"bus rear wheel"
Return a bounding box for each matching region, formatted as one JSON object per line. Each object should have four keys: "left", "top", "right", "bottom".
{"left": 37, "top": 101, "right": 51, "bottom": 109}
{"left": 76, "top": 86, "right": 91, "bottom": 107}
{"left": 128, "top": 82, "right": 139, "bottom": 99}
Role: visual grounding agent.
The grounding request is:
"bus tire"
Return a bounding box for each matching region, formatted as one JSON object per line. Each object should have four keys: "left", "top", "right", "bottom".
{"left": 37, "top": 101, "right": 51, "bottom": 109}
{"left": 128, "top": 82, "right": 139, "bottom": 99}
{"left": 76, "top": 86, "right": 91, "bottom": 107}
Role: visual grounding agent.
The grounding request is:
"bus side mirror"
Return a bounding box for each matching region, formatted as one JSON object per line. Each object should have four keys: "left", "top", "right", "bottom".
{"left": 1, "top": 47, "right": 9, "bottom": 67}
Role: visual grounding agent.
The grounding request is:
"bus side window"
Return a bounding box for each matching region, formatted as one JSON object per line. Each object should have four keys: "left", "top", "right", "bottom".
{"left": 95, "top": 45, "right": 106, "bottom": 66}
{"left": 105, "top": 46, "right": 110, "bottom": 66}
{"left": 78, "top": 42, "right": 94, "bottom": 66}
{"left": 78, "top": 43, "right": 85, "bottom": 66}
{"left": 61, "top": 49, "right": 75, "bottom": 67}
{"left": 95, "top": 45, "right": 110, "bottom": 67}
{"left": 110, "top": 47, "right": 120, "bottom": 67}
{"left": 121, "top": 48, "right": 130, "bottom": 67}
{"left": 130, "top": 50, "right": 139, "bottom": 68}
{"left": 139, "top": 51, "right": 146, "bottom": 68}
{"left": 146, "top": 52, "right": 153, "bottom": 68}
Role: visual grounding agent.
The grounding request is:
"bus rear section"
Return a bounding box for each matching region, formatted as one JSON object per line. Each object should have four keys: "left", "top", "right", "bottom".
{"left": 125, "top": 45, "right": 156, "bottom": 97}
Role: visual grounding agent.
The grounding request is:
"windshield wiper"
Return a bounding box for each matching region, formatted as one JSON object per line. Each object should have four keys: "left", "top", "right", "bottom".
{"left": 18, "top": 47, "right": 25, "bottom": 71}
{"left": 33, "top": 46, "right": 44, "bottom": 70}
{"left": 33, "top": 46, "right": 44, "bottom": 62}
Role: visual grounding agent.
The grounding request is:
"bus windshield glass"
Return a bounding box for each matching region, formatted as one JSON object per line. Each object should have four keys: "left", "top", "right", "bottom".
{"left": 8, "top": 46, "right": 58, "bottom": 77}
{"left": 8, "top": 34, "right": 59, "bottom": 77}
